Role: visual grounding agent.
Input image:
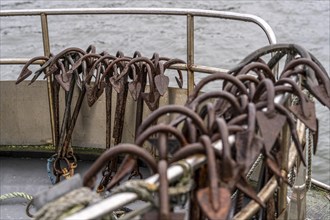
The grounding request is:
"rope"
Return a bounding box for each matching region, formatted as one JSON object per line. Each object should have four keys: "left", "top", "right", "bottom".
{"left": 33, "top": 187, "right": 100, "bottom": 220}
{"left": 285, "top": 91, "right": 314, "bottom": 194}
{"left": 111, "top": 180, "right": 157, "bottom": 205}
{"left": 246, "top": 154, "right": 264, "bottom": 180}
{"left": 290, "top": 91, "right": 313, "bottom": 191}
{"left": 231, "top": 154, "right": 264, "bottom": 199}
{"left": 0, "top": 192, "right": 33, "bottom": 201}
{"left": 288, "top": 164, "right": 296, "bottom": 186}
{"left": 0, "top": 192, "right": 34, "bottom": 218}
{"left": 169, "top": 161, "right": 195, "bottom": 196}
{"left": 305, "top": 128, "right": 313, "bottom": 191}
{"left": 305, "top": 91, "right": 314, "bottom": 192}
{"left": 169, "top": 180, "right": 194, "bottom": 196}
{"left": 167, "top": 161, "right": 195, "bottom": 207}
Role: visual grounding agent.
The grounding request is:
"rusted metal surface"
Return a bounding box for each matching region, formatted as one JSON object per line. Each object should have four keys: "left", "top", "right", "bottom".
{"left": 14, "top": 46, "right": 189, "bottom": 183}
{"left": 6, "top": 36, "right": 330, "bottom": 219}
{"left": 67, "top": 43, "right": 330, "bottom": 220}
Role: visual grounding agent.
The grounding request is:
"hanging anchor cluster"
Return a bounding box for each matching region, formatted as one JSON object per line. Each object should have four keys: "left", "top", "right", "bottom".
{"left": 82, "top": 43, "right": 330, "bottom": 220}
{"left": 16, "top": 45, "right": 185, "bottom": 183}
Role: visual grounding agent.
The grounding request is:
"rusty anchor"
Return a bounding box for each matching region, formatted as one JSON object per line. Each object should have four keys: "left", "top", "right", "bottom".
{"left": 233, "top": 61, "right": 275, "bottom": 83}
{"left": 174, "top": 90, "right": 243, "bottom": 132}
{"left": 127, "top": 123, "right": 189, "bottom": 180}
{"left": 189, "top": 90, "right": 243, "bottom": 116}
{"left": 83, "top": 143, "right": 157, "bottom": 190}
{"left": 188, "top": 71, "right": 249, "bottom": 103}
{"left": 253, "top": 79, "right": 287, "bottom": 157}
{"left": 38, "top": 47, "right": 86, "bottom": 81}
{"left": 16, "top": 56, "right": 49, "bottom": 84}
{"left": 214, "top": 118, "right": 265, "bottom": 208}
{"left": 163, "top": 57, "right": 186, "bottom": 89}
{"left": 281, "top": 58, "right": 330, "bottom": 108}
{"left": 274, "top": 78, "right": 317, "bottom": 131}
{"left": 98, "top": 54, "right": 132, "bottom": 190}
{"left": 151, "top": 53, "right": 169, "bottom": 97}
{"left": 256, "top": 101, "right": 306, "bottom": 167}
{"left": 232, "top": 103, "right": 263, "bottom": 174}
{"left": 137, "top": 105, "right": 208, "bottom": 137}
{"left": 196, "top": 135, "right": 232, "bottom": 220}
{"left": 228, "top": 44, "right": 311, "bottom": 75}
{"left": 154, "top": 62, "right": 169, "bottom": 96}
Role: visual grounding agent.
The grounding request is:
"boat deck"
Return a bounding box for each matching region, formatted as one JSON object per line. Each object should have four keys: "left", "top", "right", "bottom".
{"left": 0, "top": 156, "right": 150, "bottom": 219}
{"left": 305, "top": 185, "right": 330, "bottom": 219}
{"left": 1, "top": 157, "right": 329, "bottom": 219}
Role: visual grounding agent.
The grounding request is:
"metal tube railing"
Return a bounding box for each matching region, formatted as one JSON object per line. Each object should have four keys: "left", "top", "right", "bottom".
{"left": 0, "top": 9, "right": 277, "bottom": 130}
{"left": 1, "top": 8, "right": 282, "bottom": 219}
{"left": 0, "top": 8, "right": 276, "bottom": 44}
{"left": 40, "top": 13, "right": 57, "bottom": 147}
{"left": 0, "top": 8, "right": 277, "bottom": 89}
{"left": 187, "top": 14, "right": 195, "bottom": 96}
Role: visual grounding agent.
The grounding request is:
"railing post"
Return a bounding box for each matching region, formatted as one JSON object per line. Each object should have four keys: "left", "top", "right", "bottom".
{"left": 187, "top": 14, "right": 194, "bottom": 97}
{"left": 40, "top": 13, "right": 57, "bottom": 147}
{"left": 278, "top": 115, "right": 290, "bottom": 218}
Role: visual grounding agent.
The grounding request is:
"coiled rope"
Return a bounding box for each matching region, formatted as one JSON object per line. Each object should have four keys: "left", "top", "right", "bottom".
{"left": 112, "top": 180, "right": 158, "bottom": 205}
{"left": 0, "top": 192, "right": 34, "bottom": 218}
{"left": 0, "top": 192, "right": 33, "bottom": 201}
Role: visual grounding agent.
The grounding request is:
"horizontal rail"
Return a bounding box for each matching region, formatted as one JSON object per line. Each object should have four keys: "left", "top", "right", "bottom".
{"left": 0, "top": 8, "right": 276, "bottom": 45}
{"left": 0, "top": 58, "right": 45, "bottom": 65}
{"left": 0, "top": 58, "right": 229, "bottom": 74}
{"left": 311, "top": 178, "right": 330, "bottom": 191}
{"left": 0, "top": 8, "right": 276, "bottom": 95}
{"left": 1, "top": 8, "right": 281, "bottom": 219}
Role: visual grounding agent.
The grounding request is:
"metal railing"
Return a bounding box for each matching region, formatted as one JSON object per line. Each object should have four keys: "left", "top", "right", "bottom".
{"left": 0, "top": 8, "right": 277, "bottom": 149}
{"left": 1, "top": 8, "right": 281, "bottom": 219}
{"left": 0, "top": 7, "right": 277, "bottom": 93}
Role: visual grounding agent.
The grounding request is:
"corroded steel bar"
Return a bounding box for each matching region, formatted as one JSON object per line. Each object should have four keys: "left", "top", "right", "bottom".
{"left": 187, "top": 14, "right": 194, "bottom": 96}
{"left": 0, "top": 58, "right": 45, "bottom": 65}
{"left": 40, "top": 13, "right": 57, "bottom": 147}
{"left": 0, "top": 60, "right": 229, "bottom": 76}
{"left": 278, "top": 101, "right": 291, "bottom": 218}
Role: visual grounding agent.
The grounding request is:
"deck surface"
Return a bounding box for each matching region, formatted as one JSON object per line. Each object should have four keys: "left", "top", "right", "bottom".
{"left": 306, "top": 185, "right": 330, "bottom": 220}
{"left": 0, "top": 157, "right": 149, "bottom": 219}
{"left": 1, "top": 157, "right": 329, "bottom": 219}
